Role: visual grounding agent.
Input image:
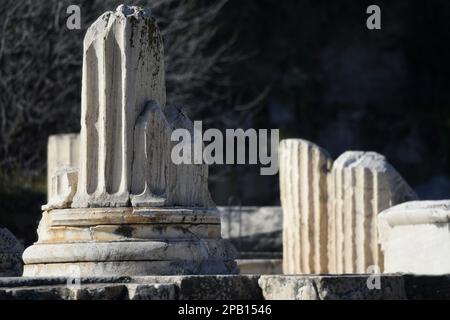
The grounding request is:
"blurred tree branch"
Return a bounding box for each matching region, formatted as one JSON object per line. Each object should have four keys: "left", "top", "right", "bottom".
{"left": 0, "top": 0, "right": 254, "bottom": 183}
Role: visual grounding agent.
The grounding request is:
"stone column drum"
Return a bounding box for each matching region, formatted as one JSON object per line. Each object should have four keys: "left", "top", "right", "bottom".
{"left": 22, "top": 5, "right": 237, "bottom": 277}
{"left": 279, "top": 139, "right": 333, "bottom": 274}
{"left": 329, "top": 152, "right": 418, "bottom": 274}
{"left": 280, "top": 139, "right": 418, "bottom": 275}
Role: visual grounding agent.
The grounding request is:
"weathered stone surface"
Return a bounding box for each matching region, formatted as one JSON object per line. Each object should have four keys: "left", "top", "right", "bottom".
{"left": 70, "top": 5, "right": 212, "bottom": 209}
{"left": 0, "top": 286, "right": 72, "bottom": 300}
{"left": 378, "top": 201, "right": 450, "bottom": 275}
{"left": 237, "top": 259, "right": 282, "bottom": 275}
{"left": 130, "top": 101, "right": 214, "bottom": 207}
{"left": 72, "top": 284, "right": 129, "bottom": 300}
{"left": 0, "top": 283, "right": 160, "bottom": 300}
{"left": 402, "top": 274, "right": 450, "bottom": 299}
{"left": 1, "top": 274, "right": 449, "bottom": 300}
{"left": 259, "top": 275, "right": 450, "bottom": 300}
{"left": 43, "top": 167, "right": 78, "bottom": 211}
{"left": 23, "top": 208, "right": 236, "bottom": 277}
{"left": 129, "top": 275, "right": 262, "bottom": 300}
{"left": 0, "top": 275, "right": 263, "bottom": 300}
{"left": 24, "top": 5, "right": 236, "bottom": 277}
{"left": 35, "top": 208, "right": 221, "bottom": 243}
{"left": 0, "top": 276, "right": 133, "bottom": 288}
{"left": 259, "top": 275, "right": 406, "bottom": 300}
{"left": 279, "top": 138, "right": 417, "bottom": 275}
{"left": 219, "top": 206, "right": 282, "bottom": 255}
{"left": 23, "top": 240, "right": 235, "bottom": 265}
{"left": 0, "top": 228, "right": 24, "bottom": 277}
{"left": 279, "top": 139, "right": 333, "bottom": 274}
{"left": 72, "top": 5, "right": 165, "bottom": 208}
{"left": 47, "top": 134, "right": 80, "bottom": 201}
{"left": 330, "top": 152, "right": 418, "bottom": 274}
{"left": 127, "top": 283, "right": 176, "bottom": 300}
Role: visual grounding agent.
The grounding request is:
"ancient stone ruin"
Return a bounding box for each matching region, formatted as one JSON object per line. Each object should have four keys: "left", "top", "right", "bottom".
{"left": 279, "top": 139, "right": 418, "bottom": 275}
{"left": 279, "top": 139, "right": 332, "bottom": 275}
{"left": 378, "top": 200, "right": 450, "bottom": 275}
{"left": 0, "top": 228, "right": 24, "bottom": 277}
{"left": 47, "top": 134, "right": 79, "bottom": 201}
{"left": 22, "top": 5, "right": 236, "bottom": 277}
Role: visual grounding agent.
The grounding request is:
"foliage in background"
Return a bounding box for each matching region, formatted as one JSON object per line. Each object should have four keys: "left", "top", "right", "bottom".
{"left": 0, "top": 0, "right": 251, "bottom": 184}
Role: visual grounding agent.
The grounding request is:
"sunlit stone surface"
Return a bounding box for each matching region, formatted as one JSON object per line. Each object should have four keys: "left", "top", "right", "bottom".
{"left": 280, "top": 139, "right": 417, "bottom": 274}
{"left": 23, "top": 5, "right": 236, "bottom": 277}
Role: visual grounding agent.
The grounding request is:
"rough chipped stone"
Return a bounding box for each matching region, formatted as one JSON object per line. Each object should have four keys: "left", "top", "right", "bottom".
{"left": 24, "top": 207, "right": 237, "bottom": 277}
{"left": 258, "top": 275, "right": 406, "bottom": 300}
{"left": 279, "top": 139, "right": 333, "bottom": 274}
{"left": 71, "top": 284, "right": 128, "bottom": 300}
{"left": 127, "top": 283, "right": 176, "bottom": 300}
{"left": 378, "top": 200, "right": 450, "bottom": 275}
{"left": 167, "top": 275, "right": 263, "bottom": 300}
{"left": 237, "top": 259, "right": 282, "bottom": 275}
{"left": 23, "top": 240, "right": 236, "bottom": 265}
{"left": 130, "top": 101, "right": 214, "bottom": 207}
{"left": 43, "top": 167, "right": 78, "bottom": 211}
{"left": 279, "top": 138, "right": 418, "bottom": 275}
{"left": 0, "top": 275, "right": 263, "bottom": 300}
{"left": 0, "top": 286, "right": 71, "bottom": 300}
{"left": 1, "top": 275, "right": 449, "bottom": 300}
{"left": 47, "top": 134, "right": 80, "bottom": 201}
{"left": 0, "top": 228, "right": 24, "bottom": 277}
{"left": 330, "top": 152, "right": 418, "bottom": 274}
{"left": 0, "top": 284, "right": 127, "bottom": 300}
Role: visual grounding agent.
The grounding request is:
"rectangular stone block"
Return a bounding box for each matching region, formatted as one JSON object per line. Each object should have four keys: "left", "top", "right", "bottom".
{"left": 258, "top": 275, "right": 450, "bottom": 300}
{"left": 378, "top": 201, "right": 450, "bottom": 275}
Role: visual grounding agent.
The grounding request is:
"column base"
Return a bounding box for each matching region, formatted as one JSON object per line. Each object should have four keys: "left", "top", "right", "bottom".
{"left": 23, "top": 207, "right": 238, "bottom": 277}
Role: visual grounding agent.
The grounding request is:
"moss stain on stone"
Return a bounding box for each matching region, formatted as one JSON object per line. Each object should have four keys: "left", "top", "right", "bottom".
{"left": 114, "top": 225, "right": 134, "bottom": 238}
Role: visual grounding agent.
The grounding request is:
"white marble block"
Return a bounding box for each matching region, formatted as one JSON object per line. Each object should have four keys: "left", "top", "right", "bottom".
{"left": 378, "top": 201, "right": 450, "bottom": 275}
{"left": 279, "top": 139, "right": 333, "bottom": 274}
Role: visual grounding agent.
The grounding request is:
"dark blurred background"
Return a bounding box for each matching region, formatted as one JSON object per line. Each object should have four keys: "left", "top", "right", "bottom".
{"left": 1, "top": 0, "right": 450, "bottom": 246}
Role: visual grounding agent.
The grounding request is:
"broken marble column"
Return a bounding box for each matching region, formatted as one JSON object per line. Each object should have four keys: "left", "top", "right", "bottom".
{"left": 47, "top": 134, "right": 79, "bottom": 200}
{"left": 378, "top": 201, "right": 450, "bottom": 275}
{"left": 0, "top": 228, "right": 24, "bottom": 277}
{"left": 329, "top": 152, "right": 418, "bottom": 274}
{"left": 279, "top": 139, "right": 333, "bottom": 274}
{"left": 43, "top": 167, "right": 78, "bottom": 211}
{"left": 280, "top": 139, "right": 418, "bottom": 275}
{"left": 23, "top": 5, "right": 236, "bottom": 277}
{"left": 130, "top": 101, "right": 213, "bottom": 207}
{"left": 72, "top": 4, "right": 166, "bottom": 208}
